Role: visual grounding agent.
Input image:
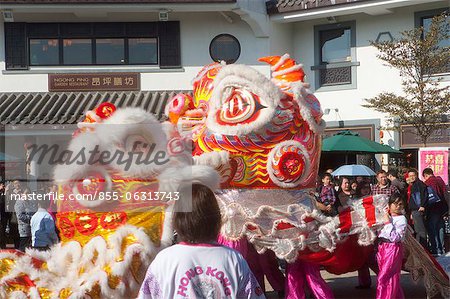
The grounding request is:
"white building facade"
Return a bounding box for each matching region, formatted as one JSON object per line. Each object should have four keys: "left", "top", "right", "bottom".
{"left": 0, "top": 0, "right": 276, "bottom": 92}
{"left": 268, "top": 0, "right": 449, "bottom": 170}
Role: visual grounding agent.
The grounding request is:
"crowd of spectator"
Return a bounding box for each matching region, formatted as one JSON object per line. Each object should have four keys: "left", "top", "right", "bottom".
{"left": 0, "top": 179, "right": 59, "bottom": 251}
{"left": 315, "top": 167, "right": 449, "bottom": 257}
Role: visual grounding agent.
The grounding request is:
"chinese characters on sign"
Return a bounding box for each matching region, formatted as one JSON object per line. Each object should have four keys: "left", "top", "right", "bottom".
{"left": 48, "top": 73, "right": 140, "bottom": 91}
{"left": 419, "top": 147, "right": 449, "bottom": 184}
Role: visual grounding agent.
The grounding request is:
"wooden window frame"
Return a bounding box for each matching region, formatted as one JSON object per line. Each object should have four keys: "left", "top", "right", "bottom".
{"left": 312, "top": 21, "right": 359, "bottom": 91}
{"left": 5, "top": 21, "right": 180, "bottom": 70}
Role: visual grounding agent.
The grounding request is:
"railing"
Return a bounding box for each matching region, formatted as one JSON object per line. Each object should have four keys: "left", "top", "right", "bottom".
{"left": 270, "top": 0, "right": 370, "bottom": 13}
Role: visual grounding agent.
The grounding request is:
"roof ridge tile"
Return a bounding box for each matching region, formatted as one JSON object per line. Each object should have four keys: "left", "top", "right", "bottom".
{"left": 0, "top": 90, "right": 191, "bottom": 125}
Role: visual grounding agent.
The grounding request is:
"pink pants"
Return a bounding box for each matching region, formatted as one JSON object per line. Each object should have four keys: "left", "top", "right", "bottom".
{"left": 217, "top": 235, "right": 285, "bottom": 292}
{"left": 376, "top": 242, "right": 404, "bottom": 299}
{"left": 246, "top": 243, "right": 285, "bottom": 292}
{"left": 217, "top": 235, "right": 248, "bottom": 256}
{"left": 286, "top": 260, "right": 334, "bottom": 299}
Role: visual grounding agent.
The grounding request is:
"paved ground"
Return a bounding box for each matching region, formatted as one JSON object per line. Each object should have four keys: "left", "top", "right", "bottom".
{"left": 265, "top": 270, "right": 431, "bottom": 299}
{"left": 4, "top": 243, "right": 447, "bottom": 298}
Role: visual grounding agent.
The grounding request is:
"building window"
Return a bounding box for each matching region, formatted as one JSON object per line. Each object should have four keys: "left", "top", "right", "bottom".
{"left": 209, "top": 34, "right": 240, "bottom": 64}
{"left": 22, "top": 22, "right": 166, "bottom": 67}
{"left": 63, "top": 39, "right": 92, "bottom": 65}
{"left": 415, "top": 8, "right": 449, "bottom": 74}
{"left": 313, "top": 21, "right": 358, "bottom": 90}
{"left": 96, "top": 38, "right": 125, "bottom": 65}
{"left": 320, "top": 28, "right": 351, "bottom": 64}
{"left": 30, "top": 39, "right": 59, "bottom": 66}
{"left": 129, "top": 38, "right": 158, "bottom": 64}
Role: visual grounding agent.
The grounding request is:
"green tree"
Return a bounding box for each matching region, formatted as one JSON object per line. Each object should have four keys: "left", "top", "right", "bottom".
{"left": 363, "top": 13, "right": 450, "bottom": 146}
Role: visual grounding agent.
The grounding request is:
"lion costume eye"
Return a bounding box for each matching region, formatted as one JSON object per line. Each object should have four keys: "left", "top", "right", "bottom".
{"left": 216, "top": 89, "right": 266, "bottom": 126}
{"left": 207, "top": 64, "right": 283, "bottom": 135}
{"left": 71, "top": 167, "right": 112, "bottom": 208}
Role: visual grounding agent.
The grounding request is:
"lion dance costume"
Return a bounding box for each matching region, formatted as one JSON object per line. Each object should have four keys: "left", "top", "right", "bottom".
{"left": 0, "top": 54, "right": 448, "bottom": 298}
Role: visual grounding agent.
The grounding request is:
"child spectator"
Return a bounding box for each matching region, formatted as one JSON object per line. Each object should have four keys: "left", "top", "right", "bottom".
{"left": 315, "top": 173, "right": 340, "bottom": 217}
{"left": 31, "top": 197, "right": 59, "bottom": 251}
{"left": 376, "top": 193, "right": 407, "bottom": 299}
{"left": 138, "top": 184, "right": 265, "bottom": 298}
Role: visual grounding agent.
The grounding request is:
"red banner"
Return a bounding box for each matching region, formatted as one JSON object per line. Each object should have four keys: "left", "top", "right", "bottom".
{"left": 418, "top": 147, "right": 449, "bottom": 184}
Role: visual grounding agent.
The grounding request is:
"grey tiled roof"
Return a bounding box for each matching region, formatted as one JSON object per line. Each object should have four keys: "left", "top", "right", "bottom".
{"left": 267, "top": 0, "right": 370, "bottom": 15}
{"left": 0, "top": 91, "right": 189, "bottom": 125}
{"left": 0, "top": 0, "right": 235, "bottom": 3}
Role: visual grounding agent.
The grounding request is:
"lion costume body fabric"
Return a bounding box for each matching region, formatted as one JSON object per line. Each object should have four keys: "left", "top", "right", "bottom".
{"left": 0, "top": 55, "right": 448, "bottom": 298}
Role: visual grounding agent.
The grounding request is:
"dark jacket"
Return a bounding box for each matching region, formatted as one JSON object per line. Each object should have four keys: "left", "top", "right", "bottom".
{"left": 424, "top": 176, "right": 447, "bottom": 200}
{"left": 391, "top": 178, "right": 407, "bottom": 194}
{"left": 409, "top": 179, "right": 428, "bottom": 211}
{"left": 5, "top": 187, "right": 20, "bottom": 224}
{"left": 424, "top": 175, "right": 449, "bottom": 216}
{"left": 0, "top": 189, "right": 5, "bottom": 221}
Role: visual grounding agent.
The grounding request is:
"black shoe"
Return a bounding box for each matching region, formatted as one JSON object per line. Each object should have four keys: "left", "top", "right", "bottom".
{"left": 355, "top": 285, "right": 371, "bottom": 289}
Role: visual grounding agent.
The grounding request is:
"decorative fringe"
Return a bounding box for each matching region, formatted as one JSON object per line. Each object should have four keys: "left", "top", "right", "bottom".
{"left": 0, "top": 225, "right": 160, "bottom": 299}
{"left": 291, "top": 83, "right": 326, "bottom": 134}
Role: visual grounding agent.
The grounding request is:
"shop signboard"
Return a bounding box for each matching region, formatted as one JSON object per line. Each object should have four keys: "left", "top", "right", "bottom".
{"left": 418, "top": 147, "right": 449, "bottom": 184}
{"left": 49, "top": 73, "right": 140, "bottom": 91}
{"left": 401, "top": 124, "right": 450, "bottom": 149}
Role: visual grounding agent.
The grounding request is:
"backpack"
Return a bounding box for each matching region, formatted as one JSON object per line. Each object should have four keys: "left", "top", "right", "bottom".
{"left": 426, "top": 186, "right": 441, "bottom": 205}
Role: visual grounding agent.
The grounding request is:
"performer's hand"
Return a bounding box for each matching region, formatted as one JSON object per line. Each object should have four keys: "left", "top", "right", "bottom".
{"left": 325, "top": 205, "right": 332, "bottom": 212}
{"left": 418, "top": 207, "right": 425, "bottom": 213}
